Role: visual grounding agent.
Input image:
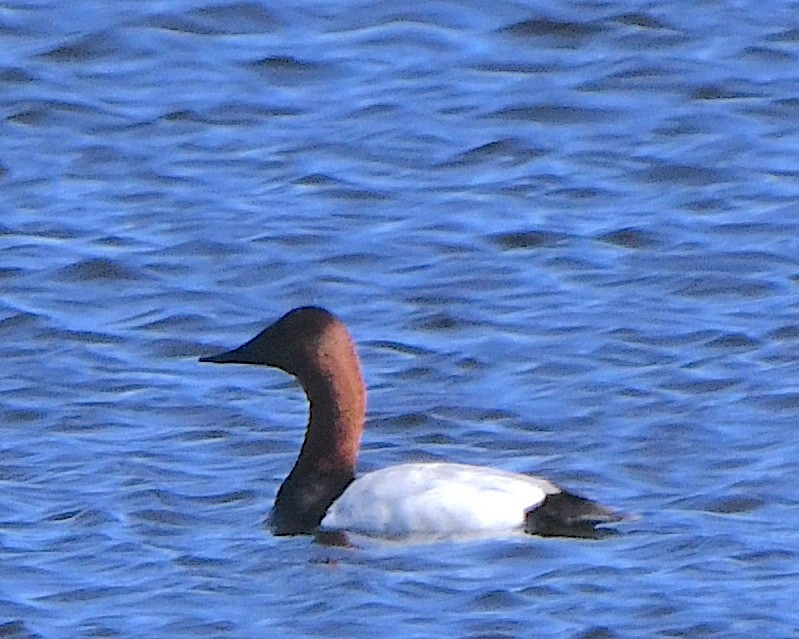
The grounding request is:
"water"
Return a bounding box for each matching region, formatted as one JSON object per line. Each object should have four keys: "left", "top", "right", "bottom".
{"left": 2, "top": 0, "right": 798, "bottom": 637}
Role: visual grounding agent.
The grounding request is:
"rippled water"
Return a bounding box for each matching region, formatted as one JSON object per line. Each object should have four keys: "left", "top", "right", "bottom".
{"left": 2, "top": 0, "right": 799, "bottom": 637}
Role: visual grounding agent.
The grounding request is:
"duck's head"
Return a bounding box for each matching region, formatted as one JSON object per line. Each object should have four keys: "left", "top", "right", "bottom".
{"left": 200, "top": 306, "right": 355, "bottom": 383}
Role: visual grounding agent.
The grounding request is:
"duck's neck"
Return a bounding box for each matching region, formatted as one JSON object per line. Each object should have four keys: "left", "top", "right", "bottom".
{"left": 270, "top": 359, "right": 365, "bottom": 535}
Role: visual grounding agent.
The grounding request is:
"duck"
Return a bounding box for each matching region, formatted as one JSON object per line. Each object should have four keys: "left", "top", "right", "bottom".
{"left": 200, "top": 306, "right": 626, "bottom": 540}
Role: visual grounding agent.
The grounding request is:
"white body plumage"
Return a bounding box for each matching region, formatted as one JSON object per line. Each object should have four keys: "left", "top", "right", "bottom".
{"left": 321, "top": 462, "right": 561, "bottom": 537}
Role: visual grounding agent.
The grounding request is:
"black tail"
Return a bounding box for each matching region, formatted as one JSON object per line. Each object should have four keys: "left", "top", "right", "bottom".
{"left": 525, "top": 491, "right": 625, "bottom": 539}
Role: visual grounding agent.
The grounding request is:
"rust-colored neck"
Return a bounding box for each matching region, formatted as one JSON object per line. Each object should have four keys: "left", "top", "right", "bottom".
{"left": 295, "top": 344, "right": 365, "bottom": 475}
{"left": 270, "top": 321, "right": 366, "bottom": 534}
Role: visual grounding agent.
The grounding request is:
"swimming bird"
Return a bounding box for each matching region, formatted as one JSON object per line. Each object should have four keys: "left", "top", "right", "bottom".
{"left": 200, "top": 306, "right": 625, "bottom": 540}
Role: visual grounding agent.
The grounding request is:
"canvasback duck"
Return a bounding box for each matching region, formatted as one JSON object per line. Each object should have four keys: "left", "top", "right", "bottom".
{"left": 200, "top": 306, "right": 625, "bottom": 540}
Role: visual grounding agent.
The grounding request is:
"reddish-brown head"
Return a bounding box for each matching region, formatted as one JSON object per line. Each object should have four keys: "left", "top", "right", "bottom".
{"left": 201, "top": 307, "right": 339, "bottom": 375}
{"left": 201, "top": 306, "right": 366, "bottom": 440}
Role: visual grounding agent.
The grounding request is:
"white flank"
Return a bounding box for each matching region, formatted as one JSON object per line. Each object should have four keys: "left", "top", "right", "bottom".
{"left": 320, "top": 462, "right": 560, "bottom": 537}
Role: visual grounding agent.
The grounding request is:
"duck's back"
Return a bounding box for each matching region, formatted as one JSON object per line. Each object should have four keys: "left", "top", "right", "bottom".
{"left": 320, "top": 462, "right": 559, "bottom": 537}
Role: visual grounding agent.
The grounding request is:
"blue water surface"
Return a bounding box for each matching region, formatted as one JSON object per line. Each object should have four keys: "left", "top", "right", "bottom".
{"left": 1, "top": 0, "right": 798, "bottom": 637}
